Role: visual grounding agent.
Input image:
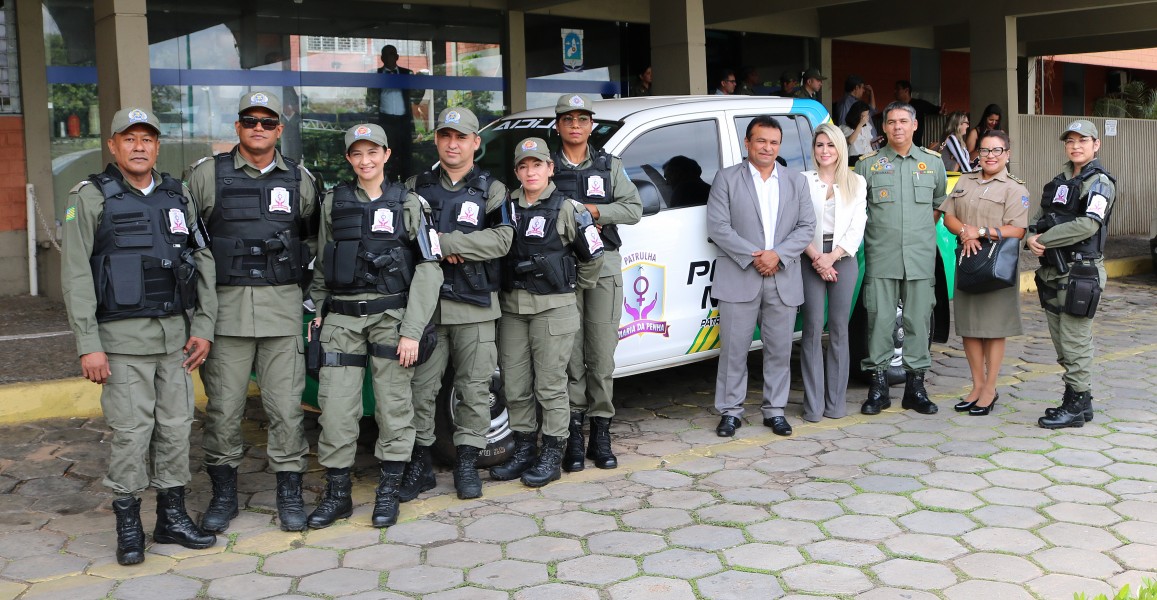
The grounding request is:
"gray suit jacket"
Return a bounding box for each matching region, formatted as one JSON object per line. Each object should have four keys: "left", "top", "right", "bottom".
{"left": 706, "top": 161, "right": 816, "bottom": 306}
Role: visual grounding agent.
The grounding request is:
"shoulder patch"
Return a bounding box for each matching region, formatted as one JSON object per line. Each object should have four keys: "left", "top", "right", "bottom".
{"left": 64, "top": 206, "right": 78, "bottom": 222}
{"left": 69, "top": 180, "right": 92, "bottom": 194}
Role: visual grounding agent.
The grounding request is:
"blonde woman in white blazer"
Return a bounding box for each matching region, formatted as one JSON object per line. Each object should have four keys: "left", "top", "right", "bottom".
{"left": 800, "top": 122, "right": 868, "bottom": 422}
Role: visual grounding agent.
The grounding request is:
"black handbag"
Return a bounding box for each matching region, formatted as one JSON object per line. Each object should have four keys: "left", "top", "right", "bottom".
{"left": 955, "top": 229, "right": 1020, "bottom": 294}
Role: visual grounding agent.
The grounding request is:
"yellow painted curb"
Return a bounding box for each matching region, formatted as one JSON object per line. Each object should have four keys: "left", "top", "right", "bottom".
{"left": 1019, "top": 256, "right": 1151, "bottom": 294}
{"left": 0, "top": 372, "right": 222, "bottom": 425}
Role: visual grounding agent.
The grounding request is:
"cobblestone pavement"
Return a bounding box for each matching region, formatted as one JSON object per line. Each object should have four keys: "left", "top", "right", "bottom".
{"left": 2, "top": 276, "right": 1157, "bottom": 599}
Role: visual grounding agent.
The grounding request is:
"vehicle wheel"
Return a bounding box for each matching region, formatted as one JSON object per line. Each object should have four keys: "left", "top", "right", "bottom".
{"left": 431, "top": 368, "right": 515, "bottom": 468}
{"left": 849, "top": 298, "right": 907, "bottom": 386}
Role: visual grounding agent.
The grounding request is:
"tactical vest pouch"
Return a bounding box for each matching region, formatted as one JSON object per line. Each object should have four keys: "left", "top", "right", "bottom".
{"left": 109, "top": 254, "right": 144, "bottom": 307}
{"left": 600, "top": 224, "right": 622, "bottom": 251}
{"left": 1063, "top": 263, "right": 1101, "bottom": 318}
{"left": 458, "top": 263, "right": 488, "bottom": 292}
{"left": 368, "top": 322, "right": 438, "bottom": 367}
{"left": 218, "top": 194, "right": 261, "bottom": 221}
{"left": 330, "top": 242, "right": 359, "bottom": 285}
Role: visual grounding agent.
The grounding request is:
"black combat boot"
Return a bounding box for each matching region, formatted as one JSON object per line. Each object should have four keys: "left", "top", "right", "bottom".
{"left": 274, "top": 472, "right": 307, "bottom": 532}
{"left": 1045, "top": 385, "right": 1095, "bottom": 422}
{"left": 398, "top": 444, "right": 437, "bottom": 503}
{"left": 521, "top": 435, "right": 566, "bottom": 488}
{"left": 861, "top": 370, "right": 892, "bottom": 415}
{"left": 901, "top": 371, "right": 938, "bottom": 414}
{"left": 453, "top": 445, "right": 483, "bottom": 500}
{"left": 154, "top": 487, "right": 216, "bottom": 549}
{"left": 489, "top": 431, "right": 538, "bottom": 481}
{"left": 307, "top": 468, "right": 353, "bottom": 529}
{"left": 199, "top": 464, "right": 238, "bottom": 533}
{"left": 563, "top": 411, "right": 586, "bottom": 472}
{"left": 586, "top": 416, "right": 618, "bottom": 469}
{"left": 1039, "top": 390, "right": 1089, "bottom": 429}
{"left": 371, "top": 461, "right": 405, "bottom": 528}
{"left": 111, "top": 496, "right": 145, "bottom": 566}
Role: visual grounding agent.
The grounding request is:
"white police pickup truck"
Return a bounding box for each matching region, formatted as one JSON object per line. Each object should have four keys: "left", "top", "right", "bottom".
{"left": 306, "top": 96, "right": 959, "bottom": 466}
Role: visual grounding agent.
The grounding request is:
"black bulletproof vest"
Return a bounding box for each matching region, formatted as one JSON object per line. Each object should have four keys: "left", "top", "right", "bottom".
{"left": 89, "top": 165, "right": 197, "bottom": 322}
{"left": 415, "top": 167, "right": 500, "bottom": 306}
{"left": 1040, "top": 159, "right": 1116, "bottom": 257}
{"left": 552, "top": 149, "right": 622, "bottom": 250}
{"left": 504, "top": 190, "right": 577, "bottom": 295}
{"left": 323, "top": 182, "right": 415, "bottom": 296}
{"left": 208, "top": 151, "right": 309, "bottom": 286}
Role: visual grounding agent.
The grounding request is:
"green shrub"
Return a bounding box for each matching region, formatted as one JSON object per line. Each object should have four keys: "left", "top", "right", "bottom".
{"left": 1076, "top": 579, "right": 1157, "bottom": 600}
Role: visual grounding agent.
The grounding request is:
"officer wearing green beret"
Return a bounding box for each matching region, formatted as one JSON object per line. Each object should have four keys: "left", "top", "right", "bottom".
{"left": 308, "top": 123, "right": 443, "bottom": 529}
{"left": 402, "top": 107, "right": 512, "bottom": 501}
{"left": 489, "top": 137, "right": 604, "bottom": 488}
{"left": 186, "top": 90, "right": 318, "bottom": 534}
{"left": 1026, "top": 119, "right": 1115, "bottom": 429}
{"left": 551, "top": 93, "right": 641, "bottom": 473}
{"left": 856, "top": 101, "right": 946, "bottom": 417}
{"left": 61, "top": 107, "right": 218, "bottom": 565}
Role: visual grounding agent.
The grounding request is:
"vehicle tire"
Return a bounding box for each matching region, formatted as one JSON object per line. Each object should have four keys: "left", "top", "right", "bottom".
{"left": 431, "top": 368, "right": 516, "bottom": 468}
{"left": 849, "top": 297, "right": 907, "bottom": 386}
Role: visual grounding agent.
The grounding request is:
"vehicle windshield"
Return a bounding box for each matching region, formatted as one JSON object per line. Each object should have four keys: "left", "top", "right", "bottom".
{"left": 477, "top": 117, "right": 622, "bottom": 179}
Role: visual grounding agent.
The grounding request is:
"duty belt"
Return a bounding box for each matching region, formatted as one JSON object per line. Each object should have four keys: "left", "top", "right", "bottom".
{"left": 327, "top": 294, "right": 407, "bottom": 317}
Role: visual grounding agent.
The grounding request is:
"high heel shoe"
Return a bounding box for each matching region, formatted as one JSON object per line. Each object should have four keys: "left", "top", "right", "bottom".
{"left": 969, "top": 392, "right": 999, "bottom": 416}
{"left": 954, "top": 398, "right": 978, "bottom": 412}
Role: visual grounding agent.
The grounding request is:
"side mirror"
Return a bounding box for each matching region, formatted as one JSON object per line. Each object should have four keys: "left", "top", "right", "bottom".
{"left": 633, "top": 178, "right": 662, "bottom": 217}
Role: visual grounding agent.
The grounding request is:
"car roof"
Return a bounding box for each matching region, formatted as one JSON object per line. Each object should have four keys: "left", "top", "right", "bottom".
{"left": 503, "top": 95, "right": 831, "bottom": 126}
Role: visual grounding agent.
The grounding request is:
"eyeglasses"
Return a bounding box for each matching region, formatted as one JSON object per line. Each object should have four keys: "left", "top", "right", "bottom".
{"left": 239, "top": 115, "right": 281, "bottom": 130}
{"left": 724, "top": 79, "right": 737, "bottom": 84}
{"left": 558, "top": 115, "right": 592, "bottom": 125}
{"left": 977, "top": 147, "right": 1006, "bottom": 157}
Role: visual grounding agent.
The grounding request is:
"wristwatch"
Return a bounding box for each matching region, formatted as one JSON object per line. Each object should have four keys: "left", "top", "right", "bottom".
{"left": 978, "top": 227, "right": 988, "bottom": 239}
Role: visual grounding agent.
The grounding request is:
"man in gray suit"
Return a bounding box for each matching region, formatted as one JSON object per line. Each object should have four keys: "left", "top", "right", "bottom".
{"left": 707, "top": 115, "right": 816, "bottom": 438}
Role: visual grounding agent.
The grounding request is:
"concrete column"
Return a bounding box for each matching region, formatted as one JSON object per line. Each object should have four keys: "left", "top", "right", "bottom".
{"left": 16, "top": 0, "right": 55, "bottom": 297}
{"left": 94, "top": 0, "right": 150, "bottom": 159}
{"left": 649, "top": 0, "right": 706, "bottom": 95}
{"left": 503, "top": 10, "right": 528, "bottom": 114}
{"left": 819, "top": 37, "right": 833, "bottom": 110}
{"left": 970, "top": 15, "right": 1020, "bottom": 173}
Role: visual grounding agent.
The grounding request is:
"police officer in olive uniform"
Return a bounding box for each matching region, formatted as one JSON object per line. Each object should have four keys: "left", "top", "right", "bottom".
{"left": 308, "top": 123, "right": 442, "bottom": 529}
{"left": 856, "top": 101, "right": 946, "bottom": 416}
{"left": 490, "top": 137, "right": 604, "bottom": 488}
{"left": 402, "top": 107, "right": 512, "bottom": 501}
{"left": 1026, "top": 119, "right": 1115, "bottom": 429}
{"left": 551, "top": 93, "right": 641, "bottom": 473}
{"left": 186, "top": 91, "right": 318, "bottom": 534}
{"left": 61, "top": 108, "right": 218, "bottom": 566}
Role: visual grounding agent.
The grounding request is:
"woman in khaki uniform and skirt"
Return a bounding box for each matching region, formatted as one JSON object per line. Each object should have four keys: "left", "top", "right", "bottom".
{"left": 940, "top": 130, "right": 1029, "bottom": 416}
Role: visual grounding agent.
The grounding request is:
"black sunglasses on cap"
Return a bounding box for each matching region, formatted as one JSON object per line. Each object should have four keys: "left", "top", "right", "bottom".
{"left": 239, "top": 115, "right": 280, "bottom": 129}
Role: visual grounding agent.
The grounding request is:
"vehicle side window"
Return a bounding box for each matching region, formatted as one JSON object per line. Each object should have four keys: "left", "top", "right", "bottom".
{"left": 619, "top": 119, "right": 721, "bottom": 210}
{"left": 733, "top": 115, "right": 809, "bottom": 172}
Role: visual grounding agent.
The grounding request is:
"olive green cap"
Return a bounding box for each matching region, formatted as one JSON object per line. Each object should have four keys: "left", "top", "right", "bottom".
{"left": 110, "top": 107, "right": 161, "bottom": 136}
{"left": 802, "top": 67, "right": 827, "bottom": 81}
{"left": 238, "top": 90, "right": 282, "bottom": 118}
{"left": 514, "top": 137, "right": 551, "bottom": 164}
{"left": 555, "top": 93, "right": 596, "bottom": 115}
{"left": 345, "top": 123, "right": 388, "bottom": 152}
{"left": 1060, "top": 119, "right": 1099, "bottom": 140}
{"left": 435, "top": 107, "right": 480, "bottom": 134}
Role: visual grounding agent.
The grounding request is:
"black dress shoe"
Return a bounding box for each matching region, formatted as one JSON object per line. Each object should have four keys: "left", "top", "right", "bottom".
{"left": 953, "top": 398, "right": 978, "bottom": 412}
{"left": 969, "top": 393, "right": 999, "bottom": 416}
{"left": 716, "top": 415, "right": 742, "bottom": 437}
{"left": 763, "top": 416, "right": 792, "bottom": 437}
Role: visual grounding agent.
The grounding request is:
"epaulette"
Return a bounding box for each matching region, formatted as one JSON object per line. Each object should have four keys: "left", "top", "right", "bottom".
{"left": 569, "top": 198, "right": 586, "bottom": 211}
{"left": 190, "top": 156, "right": 213, "bottom": 170}
{"left": 416, "top": 194, "right": 432, "bottom": 211}
{"left": 1007, "top": 173, "right": 1026, "bottom": 185}
{"left": 858, "top": 149, "right": 880, "bottom": 160}
{"left": 69, "top": 180, "right": 92, "bottom": 194}
{"left": 923, "top": 148, "right": 942, "bottom": 158}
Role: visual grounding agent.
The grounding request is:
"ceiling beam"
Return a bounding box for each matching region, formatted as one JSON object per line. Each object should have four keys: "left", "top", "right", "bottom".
{"left": 1006, "top": 0, "right": 1157, "bottom": 17}
{"left": 1027, "top": 30, "right": 1157, "bottom": 56}
{"left": 507, "top": 0, "right": 577, "bottom": 11}
{"left": 1018, "top": 4, "right": 1157, "bottom": 41}
{"left": 704, "top": 0, "right": 863, "bottom": 26}
{"left": 817, "top": 0, "right": 972, "bottom": 38}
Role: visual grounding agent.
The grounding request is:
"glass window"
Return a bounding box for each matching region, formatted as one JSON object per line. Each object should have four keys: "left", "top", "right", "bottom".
{"left": 619, "top": 119, "right": 721, "bottom": 209}
{"left": 477, "top": 118, "right": 621, "bottom": 182}
{"left": 733, "top": 115, "right": 811, "bottom": 172}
